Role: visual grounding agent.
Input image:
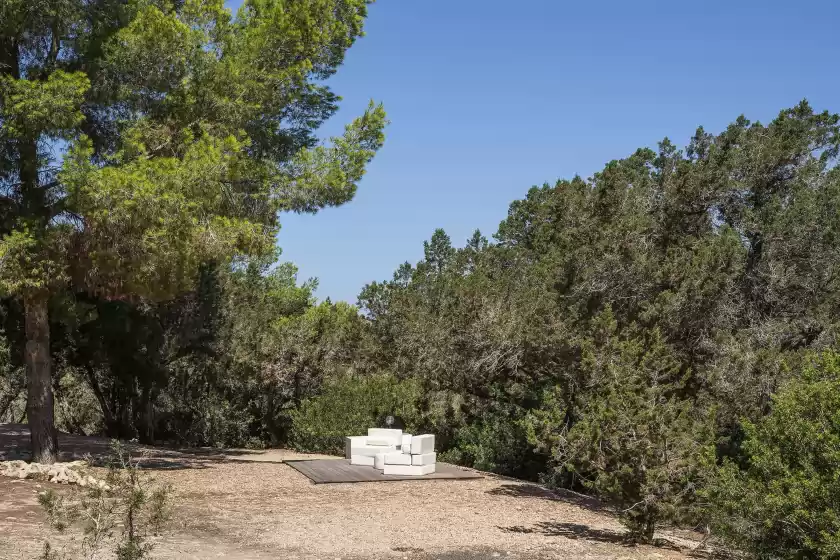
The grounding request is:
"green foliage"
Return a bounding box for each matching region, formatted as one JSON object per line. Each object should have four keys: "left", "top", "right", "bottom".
{"left": 38, "top": 441, "right": 173, "bottom": 560}
{"left": 0, "top": 323, "right": 24, "bottom": 422}
{"left": 708, "top": 351, "right": 840, "bottom": 559}
{"left": 357, "top": 102, "right": 840, "bottom": 547}
{"left": 0, "top": 0, "right": 386, "bottom": 461}
{"left": 54, "top": 370, "right": 103, "bottom": 436}
{"left": 439, "top": 407, "right": 544, "bottom": 479}
{"left": 0, "top": 70, "right": 89, "bottom": 140}
{"left": 290, "top": 373, "right": 422, "bottom": 455}
{"left": 552, "top": 314, "right": 716, "bottom": 541}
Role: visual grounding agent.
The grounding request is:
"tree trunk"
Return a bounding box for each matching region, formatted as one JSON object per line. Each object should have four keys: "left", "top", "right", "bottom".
{"left": 25, "top": 293, "right": 58, "bottom": 463}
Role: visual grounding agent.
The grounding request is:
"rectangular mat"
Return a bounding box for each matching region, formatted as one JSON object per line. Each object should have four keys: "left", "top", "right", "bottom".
{"left": 285, "top": 458, "right": 482, "bottom": 484}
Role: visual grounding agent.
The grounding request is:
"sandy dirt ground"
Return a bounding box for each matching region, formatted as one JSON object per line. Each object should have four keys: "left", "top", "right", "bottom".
{"left": 0, "top": 424, "right": 702, "bottom": 559}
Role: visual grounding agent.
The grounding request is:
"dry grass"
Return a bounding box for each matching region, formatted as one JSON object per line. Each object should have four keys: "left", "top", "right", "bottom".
{"left": 0, "top": 425, "right": 701, "bottom": 559}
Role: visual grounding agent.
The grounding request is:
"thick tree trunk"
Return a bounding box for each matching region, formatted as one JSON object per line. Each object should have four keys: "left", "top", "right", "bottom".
{"left": 25, "top": 293, "right": 58, "bottom": 464}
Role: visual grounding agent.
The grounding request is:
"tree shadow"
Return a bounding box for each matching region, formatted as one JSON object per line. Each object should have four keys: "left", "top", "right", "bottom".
{"left": 1, "top": 423, "right": 222, "bottom": 470}
{"left": 173, "top": 447, "right": 287, "bottom": 465}
{"left": 1, "top": 423, "right": 297, "bottom": 469}
{"left": 486, "top": 483, "right": 608, "bottom": 513}
{"left": 499, "top": 521, "right": 687, "bottom": 552}
{"left": 499, "top": 522, "right": 627, "bottom": 544}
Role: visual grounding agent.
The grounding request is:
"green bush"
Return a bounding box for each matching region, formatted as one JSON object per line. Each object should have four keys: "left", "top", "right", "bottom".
{"left": 439, "top": 408, "right": 547, "bottom": 479}
{"left": 708, "top": 351, "right": 840, "bottom": 559}
{"left": 289, "top": 373, "right": 422, "bottom": 455}
{"left": 55, "top": 370, "right": 103, "bottom": 436}
{"left": 546, "top": 318, "right": 716, "bottom": 542}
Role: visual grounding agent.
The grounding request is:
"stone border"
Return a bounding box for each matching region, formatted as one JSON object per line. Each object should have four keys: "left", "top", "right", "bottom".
{"left": 0, "top": 460, "right": 109, "bottom": 489}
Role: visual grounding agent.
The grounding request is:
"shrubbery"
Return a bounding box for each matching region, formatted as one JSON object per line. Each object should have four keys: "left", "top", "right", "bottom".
{"left": 289, "top": 374, "right": 423, "bottom": 455}
{"left": 439, "top": 408, "right": 546, "bottom": 479}
{"left": 38, "top": 442, "right": 172, "bottom": 560}
{"left": 708, "top": 351, "right": 840, "bottom": 558}
{"left": 3, "top": 102, "right": 840, "bottom": 554}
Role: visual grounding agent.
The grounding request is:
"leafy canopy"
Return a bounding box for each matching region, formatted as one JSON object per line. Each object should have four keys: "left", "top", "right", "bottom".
{"left": 0, "top": 0, "right": 386, "bottom": 299}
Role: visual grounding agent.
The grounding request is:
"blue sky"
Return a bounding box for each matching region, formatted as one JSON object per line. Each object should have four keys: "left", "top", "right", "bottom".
{"left": 229, "top": 0, "right": 840, "bottom": 304}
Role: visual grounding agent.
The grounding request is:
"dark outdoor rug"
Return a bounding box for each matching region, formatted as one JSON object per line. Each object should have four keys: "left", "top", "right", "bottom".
{"left": 285, "top": 458, "right": 483, "bottom": 484}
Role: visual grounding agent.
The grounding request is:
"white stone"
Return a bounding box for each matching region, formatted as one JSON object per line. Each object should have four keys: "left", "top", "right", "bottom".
{"left": 411, "top": 452, "right": 436, "bottom": 466}
{"left": 401, "top": 434, "right": 413, "bottom": 454}
{"left": 410, "top": 434, "right": 435, "bottom": 455}
{"left": 350, "top": 454, "right": 375, "bottom": 466}
{"left": 367, "top": 428, "right": 403, "bottom": 447}
{"left": 382, "top": 464, "right": 435, "bottom": 476}
{"left": 383, "top": 452, "right": 411, "bottom": 465}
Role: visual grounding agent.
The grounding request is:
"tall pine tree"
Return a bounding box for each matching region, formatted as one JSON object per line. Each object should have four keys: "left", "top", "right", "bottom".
{"left": 0, "top": 0, "right": 385, "bottom": 462}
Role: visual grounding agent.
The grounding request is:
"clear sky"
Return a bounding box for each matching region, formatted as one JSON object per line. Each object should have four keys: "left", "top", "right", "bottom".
{"left": 229, "top": 0, "right": 840, "bottom": 304}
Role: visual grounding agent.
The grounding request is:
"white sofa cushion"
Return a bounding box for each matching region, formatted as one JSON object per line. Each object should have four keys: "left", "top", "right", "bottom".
{"left": 350, "top": 454, "right": 375, "bottom": 466}
{"left": 348, "top": 443, "right": 397, "bottom": 457}
{"left": 401, "top": 433, "right": 413, "bottom": 454}
{"left": 345, "top": 436, "right": 367, "bottom": 459}
{"left": 367, "top": 428, "right": 403, "bottom": 447}
{"left": 411, "top": 452, "right": 436, "bottom": 466}
{"left": 384, "top": 452, "right": 411, "bottom": 465}
{"left": 411, "top": 434, "right": 435, "bottom": 455}
{"left": 383, "top": 463, "right": 435, "bottom": 476}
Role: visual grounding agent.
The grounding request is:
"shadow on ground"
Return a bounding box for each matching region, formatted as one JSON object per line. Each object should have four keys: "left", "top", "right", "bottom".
{"left": 0, "top": 424, "right": 280, "bottom": 470}
{"left": 487, "top": 483, "right": 607, "bottom": 513}
{"left": 500, "top": 522, "right": 626, "bottom": 544}
{"left": 394, "top": 546, "right": 562, "bottom": 560}
{"left": 500, "top": 521, "right": 688, "bottom": 554}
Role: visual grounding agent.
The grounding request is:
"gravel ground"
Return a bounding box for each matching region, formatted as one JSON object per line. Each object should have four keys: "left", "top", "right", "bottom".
{"left": 0, "top": 425, "right": 702, "bottom": 559}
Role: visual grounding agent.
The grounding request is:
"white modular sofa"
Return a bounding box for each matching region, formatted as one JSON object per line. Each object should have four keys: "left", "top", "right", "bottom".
{"left": 346, "top": 429, "right": 437, "bottom": 475}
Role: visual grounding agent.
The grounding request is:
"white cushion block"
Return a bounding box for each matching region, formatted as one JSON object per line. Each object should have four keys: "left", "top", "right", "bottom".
{"left": 383, "top": 452, "right": 411, "bottom": 465}
{"left": 348, "top": 444, "right": 397, "bottom": 457}
{"left": 350, "top": 454, "right": 375, "bottom": 466}
{"left": 367, "top": 428, "right": 403, "bottom": 446}
{"left": 345, "top": 436, "right": 367, "bottom": 459}
{"left": 383, "top": 464, "right": 435, "bottom": 476}
{"left": 411, "top": 452, "right": 437, "bottom": 466}
{"left": 401, "top": 434, "right": 413, "bottom": 454}
{"left": 411, "top": 434, "right": 435, "bottom": 455}
{"left": 374, "top": 453, "right": 387, "bottom": 470}
{"left": 366, "top": 438, "right": 394, "bottom": 447}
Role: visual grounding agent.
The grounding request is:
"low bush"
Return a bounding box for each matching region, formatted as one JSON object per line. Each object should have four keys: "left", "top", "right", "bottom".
{"left": 289, "top": 373, "right": 423, "bottom": 454}
{"left": 439, "top": 407, "right": 547, "bottom": 480}
{"left": 38, "top": 441, "right": 172, "bottom": 560}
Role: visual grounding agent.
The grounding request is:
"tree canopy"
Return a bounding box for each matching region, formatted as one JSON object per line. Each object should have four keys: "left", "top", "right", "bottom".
{"left": 0, "top": 0, "right": 386, "bottom": 462}
{"left": 1, "top": 13, "right": 838, "bottom": 551}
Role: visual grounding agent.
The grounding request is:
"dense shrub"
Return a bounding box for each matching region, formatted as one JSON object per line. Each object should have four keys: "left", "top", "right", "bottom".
{"left": 708, "top": 351, "right": 840, "bottom": 558}
{"left": 54, "top": 370, "right": 103, "bottom": 436}
{"left": 528, "top": 316, "right": 717, "bottom": 541}
{"left": 289, "top": 374, "right": 422, "bottom": 454}
{"left": 439, "top": 407, "right": 547, "bottom": 480}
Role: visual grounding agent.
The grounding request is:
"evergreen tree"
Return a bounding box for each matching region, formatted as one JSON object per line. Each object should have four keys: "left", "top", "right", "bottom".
{"left": 0, "top": 0, "right": 386, "bottom": 462}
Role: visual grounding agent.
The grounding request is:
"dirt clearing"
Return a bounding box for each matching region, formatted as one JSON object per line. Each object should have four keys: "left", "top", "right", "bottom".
{"left": 0, "top": 424, "right": 700, "bottom": 559}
